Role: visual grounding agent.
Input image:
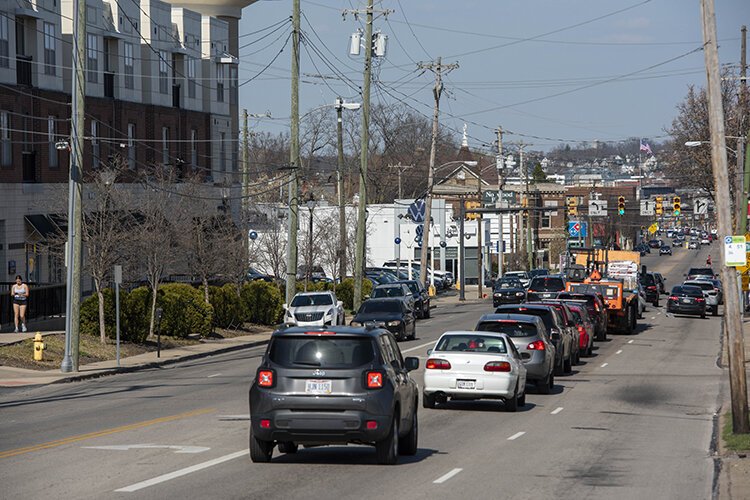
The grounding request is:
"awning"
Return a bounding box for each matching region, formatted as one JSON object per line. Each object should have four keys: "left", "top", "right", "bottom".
{"left": 25, "top": 214, "right": 62, "bottom": 240}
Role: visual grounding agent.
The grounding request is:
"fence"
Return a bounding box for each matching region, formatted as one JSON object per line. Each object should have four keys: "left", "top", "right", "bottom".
{"left": 0, "top": 283, "right": 66, "bottom": 328}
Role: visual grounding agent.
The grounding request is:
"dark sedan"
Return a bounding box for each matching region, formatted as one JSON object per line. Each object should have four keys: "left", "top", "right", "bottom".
{"left": 397, "top": 280, "right": 431, "bottom": 319}
{"left": 492, "top": 279, "right": 527, "bottom": 307}
{"left": 659, "top": 245, "right": 672, "bottom": 255}
{"left": 666, "top": 285, "right": 706, "bottom": 318}
{"left": 351, "top": 298, "right": 416, "bottom": 341}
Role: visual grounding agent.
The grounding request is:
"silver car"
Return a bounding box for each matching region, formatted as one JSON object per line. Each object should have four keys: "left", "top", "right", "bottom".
{"left": 684, "top": 280, "right": 720, "bottom": 316}
{"left": 283, "top": 292, "right": 345, "bottom": 327}
{"left": 476, "top": 313, "right": 556, "bottom": 394}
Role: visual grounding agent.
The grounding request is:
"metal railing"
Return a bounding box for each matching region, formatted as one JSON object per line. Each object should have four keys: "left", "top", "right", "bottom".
{"left": 0, "top": 283, "right": 65, "bottom": 328}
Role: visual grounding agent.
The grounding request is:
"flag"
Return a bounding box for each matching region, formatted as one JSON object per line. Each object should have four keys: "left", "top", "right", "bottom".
{"left": 640, "top": 140, "right": 653, "bottom": 156}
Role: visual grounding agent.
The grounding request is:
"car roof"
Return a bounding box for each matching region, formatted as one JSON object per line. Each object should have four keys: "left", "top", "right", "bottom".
{"left": 274, "top": 325, "right": 385, "bottom": 337}
{"left": 439, "top": 329, "right": 511, "bottom": 338}
{"left": 495, "top": 304, "right": 554, "bottom": 312}
{"left": 477, "top": 313, "right": 546, "bottom": 325}
{"left": 294, "top": 291, "right": 332, "bottom": 296}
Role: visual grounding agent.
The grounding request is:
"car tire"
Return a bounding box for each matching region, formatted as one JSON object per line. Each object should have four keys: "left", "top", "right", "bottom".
{"left": 701, "top": 311, "right": 706, "bottom": 319}
{"left": 505, "top": 383, "right": 519, "bottom": 412}
{"left": 537, "top": 373, "right": 551, "bottom": 394}
{"left": 554, "top": 357, "right": 564, "bottom": 376}
{"left": 712, "top": 306, "right": 718, "bottom": 316}
{"left": 564, "top": 353, "right": 572, "bottom": 374}
{"left": 398, "top": 408, "right": 418, "bottom": 456}
{"left": 375, "top": 415, "right": 399, "bottom": 465}
{"left": 653, "top": 298, "right": 659, "bottom": 308}
{"left": 518, "top": 388, "right": 526, "bottom": 407}
{"left": 278, "top": 442, "right": 298, "bottom": 454}
{"left": 249, "top": 430, "right": 273, "bottom": 463}
{"left": 425, "top": 305, "right": 431, "bottom": 319}
{"left": 422, "top": 392, "right": 436, "bottom": 409}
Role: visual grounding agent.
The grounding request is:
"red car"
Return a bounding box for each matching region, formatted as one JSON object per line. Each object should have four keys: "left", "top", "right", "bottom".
{"left": 565, "top": 303, "right": 595, "bottom": 357}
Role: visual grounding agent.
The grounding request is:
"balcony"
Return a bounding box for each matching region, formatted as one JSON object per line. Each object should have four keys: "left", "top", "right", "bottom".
{"left": 104, "top": 71, "right": 115, "bottom": 98}
{"left": 16, "top": 56, "right": 32, "bottom": 86}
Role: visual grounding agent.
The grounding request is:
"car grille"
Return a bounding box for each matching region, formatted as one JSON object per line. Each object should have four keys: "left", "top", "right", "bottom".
{"left": 295, "top": 311, "right": 324, "bottom": 322}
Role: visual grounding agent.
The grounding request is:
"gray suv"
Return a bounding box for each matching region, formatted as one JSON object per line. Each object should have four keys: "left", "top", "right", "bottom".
{"left": 249, "top": 325, "right": 420, "bottom": 465}
{"left": 476, "top": 314, "right": 556, "bottom": 393}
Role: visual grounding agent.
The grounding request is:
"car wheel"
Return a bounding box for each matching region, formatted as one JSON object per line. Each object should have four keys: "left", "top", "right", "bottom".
{"left": 712, "top": 306, "right": 718, "bottom": 316}
{"left": 249, "top": 429, "right": 273, "bottom": 463}
{"left": 518, "top": 389, "right": 526, "bottom": 407}
{"left": 505, "top": 383, "right": 519, "bottom": 412}
{"left": 278, "top": 442, "right": 298, "bottom": 454}
{"left": 701, "top": 311, "right": 706, "bottom": 319}
{"left": 563, "top": 353, "right": 572, "bottom": 374}
{"left": 422, "top": 392, "right": 436, "bottom": 409}
{"left": 653, "top": 298, "right": 659, "bottom": 308}
{"left": 425, "top": 305, "right": 431, "bottom": 319}
{"left": 554, "top": 357, "right": 564, "bottom": 376}
{"left": 375, "top": 415, "right": 399, "bottom": 465}
{"left": 537, "top": 373, "right": 551, "bottom": 394}
{"left": 409, "top": 323, "right": 416, "bottom": 341}
{"left": 398, "top": 407, "right": 418, "bottom": 456}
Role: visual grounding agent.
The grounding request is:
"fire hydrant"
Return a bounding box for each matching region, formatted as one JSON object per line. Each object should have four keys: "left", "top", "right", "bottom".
{"left": 33, "top": 333, "right": 45, "bottom": 361}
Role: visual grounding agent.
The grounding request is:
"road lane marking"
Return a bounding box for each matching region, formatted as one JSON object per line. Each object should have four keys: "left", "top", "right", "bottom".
{"left": 433, "top": 468, "right": 463, "bottom": 484}
{"left": 628, "top": 340, "right": 634, "bottom": 344}
{"left": 402, "top": 340, "right": 435, "bottom": 353}
{"left": 650, "top": 316, "right": 656, "bottom": 320}
{"left": 115, "top": 449, "right": 249, "bottom": 492}
{"left": 600, "top": 363, "right": 608, "bottom": 368}
{"left": 551, "top": 407, "right": 563, "bottom": 415}
{"left": 83, "top": 444, "right": 210, "bottom": 454}
{"left": 507, "top": 432, "right": 525, "bottom": 441}
{"left": 218, "top": 415, "right": 250, "bottom": 421}
{"left": 0, "top": 408, "right": 214, "bottom": 460}
{"left": 616, "top": 350, "right": 623, "bottom": 355}
{"left": 207, "top": 373, "right": 221, "bottom": 378}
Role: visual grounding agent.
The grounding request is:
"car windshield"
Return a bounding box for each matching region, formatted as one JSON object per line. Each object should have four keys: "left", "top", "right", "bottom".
{"left": 529, "top": 277, "right": 565, "bottom": 292}
{"left": 476, "top": 321, "right": 538, "bottom": 338}
{"left": 290, "top": 294, "right": 333, "bottom": 307}
{"left": 686, "top": 281, "right": 714, "bottom": 291}
{"left": 403, "top": 282, "right": 419, "bottom": 294}
{"left": 672, "top": 286, "right": 703, "bottom": 297}
{"left": 435, "top": 334, "right": 508, "bottom": 353}
{"left": 529, "top": 269, "right": 549, "bottom": 278}
{"left": 359, "top": 301, "right": 402, "bottom": 313}
{"left": 268, "top": 336, "right": 375, "bottom": 368}
{"left": 372, "top": 287, "right": 405, "bottom": 298}
{"left": 496, "top": 280, "right": 522, "bottom": 289}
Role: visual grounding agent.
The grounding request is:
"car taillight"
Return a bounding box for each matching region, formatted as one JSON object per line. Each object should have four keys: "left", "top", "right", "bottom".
{"left": 484, "top": 361, "right": 511, "bottom": 372}
{"left": 257, "top": 369, "right": 275, "bottom": 388}
{"left": 577, "top": 325, "right": 586, "bottom": 335}
{"left": 647, "top": 286, "right": 656, "bottom": 290}
{"left": 695, "top": 297, "right": 705, "bottom": 302}
{"left": 426, "top": 358, "right": 451, "bottom": 370}
{"left": 669, "top": 296, "right": 678, "bottom": 301}
{"left": 526, "top": 340, "right": 545, "bottom": 351}
{"left": 260, "top": 419, "right": 271, "bottom": 429}
{"left": 594, "top": 303, "right": 601, "bottom": 312}
{"left": 366, "top": 371, "right": 384, "bottom": 389}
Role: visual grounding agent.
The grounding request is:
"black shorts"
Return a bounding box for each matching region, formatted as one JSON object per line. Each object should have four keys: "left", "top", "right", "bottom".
{"left": 13, "top": 299, "right": 27, "bottom": 306}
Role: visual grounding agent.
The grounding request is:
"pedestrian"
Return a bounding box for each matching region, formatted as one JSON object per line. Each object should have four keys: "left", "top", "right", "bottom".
{"left": 11, "top": 275, "right": 29, "bottom": 333}
{"left": 706, "top": 255, "right": 712, "bottom": 266}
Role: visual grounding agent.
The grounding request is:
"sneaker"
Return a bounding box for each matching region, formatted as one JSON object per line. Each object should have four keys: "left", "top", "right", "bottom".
{"left": 21, "top": 324, "right": 27, "bottom": 333}
{"left": 14, "top": 327, "right": 19, "bottom": 333}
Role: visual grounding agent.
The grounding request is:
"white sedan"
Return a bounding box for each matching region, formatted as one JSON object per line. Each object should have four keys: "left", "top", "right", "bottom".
{"left": 423, "top": 331, "right": 527, "bottom": 412}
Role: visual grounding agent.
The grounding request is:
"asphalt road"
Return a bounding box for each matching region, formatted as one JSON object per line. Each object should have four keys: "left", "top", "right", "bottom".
{"left": 0, "top": 242, "right": 724, "bottom": 500}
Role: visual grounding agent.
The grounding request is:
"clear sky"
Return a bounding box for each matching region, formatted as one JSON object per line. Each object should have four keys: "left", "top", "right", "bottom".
{"left": 236, "top": 0, "right": 748, "bottom": 153}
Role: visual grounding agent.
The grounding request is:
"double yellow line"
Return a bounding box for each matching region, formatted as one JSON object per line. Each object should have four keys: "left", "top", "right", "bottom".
{"left": 0, "top": 407, "right": 215, "bottom": 460}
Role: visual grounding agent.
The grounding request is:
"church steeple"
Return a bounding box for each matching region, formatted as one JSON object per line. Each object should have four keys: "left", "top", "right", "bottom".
{"left": 456, "top": 123, "right": 474, "bottom": 163}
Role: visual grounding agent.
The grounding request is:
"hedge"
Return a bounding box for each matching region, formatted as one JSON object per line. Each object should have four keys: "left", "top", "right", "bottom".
{"left": 157, "top": 283, "right": 213, "bottom": 338}
{"left": 241, "top": 281, "right": 284, "bottom": 325}
{"left": 336, "top": 278, "right": 373, "bottom": 311}
{"left": 209, "top": 284, "right": 246, "bottom": 328}
{"left": 80, "top": 288, "right": 117, "bottom": 340}
{"left": 80, "top": 287, "right": 149, "bottom": 343}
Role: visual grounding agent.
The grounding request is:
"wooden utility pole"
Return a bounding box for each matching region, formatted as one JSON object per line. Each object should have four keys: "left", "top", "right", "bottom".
{"left": 497, "top": 127, "right": 504, "bottom": 279}
{"left": 477, "top": 162, "right": 484, "bottom": 299}
{"left": 701, "top": 0, "right": 749, "bottom": 434}
{"left": 520, "top": 142, "right": 534, "bottom": 270}
{"left": 741, "top": 25, "right": 748, "bottom": 235}
{"left": 388, "top": 163, "right": 413, "bottom": 200}
{"left": 336, "top": 98, "right": 347, "bottom": 281}
{"left": 242, "top": 109, "right": 250, "bottom": 267}
{"left": 285, "top": 0, "right": 301, "bottom": 306}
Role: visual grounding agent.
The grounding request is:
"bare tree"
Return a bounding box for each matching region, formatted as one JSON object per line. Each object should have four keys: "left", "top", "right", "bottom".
{"left": 250, "top": 219, "right": 287, "bottom": 279}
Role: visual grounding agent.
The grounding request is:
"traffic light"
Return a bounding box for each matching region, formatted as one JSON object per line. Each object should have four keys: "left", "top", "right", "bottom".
{"left": 465, "top": 200, "right": 480, "bottom": 220}
{"left": 655, "top": 196, "right": 663, "bottom": 216}
{"left": 566, "top": 196, "right": 578, "bottom": 217}
{"left": 673, "top": 196, "right": 681, "bottom": 216}
{"left": 521, "top": 196, "right": 528, "bottom": 218}
{"left": 618, "top": 196, "right": 625, "bottom": 216}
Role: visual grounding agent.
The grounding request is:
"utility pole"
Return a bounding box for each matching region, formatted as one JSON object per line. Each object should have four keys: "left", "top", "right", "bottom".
{"left": 242, "top": 109, "right": 250, "bottom": 268}
{"left": 418, "top": 57, "right": 459, "bottom": 291}
{"left": 741, "top": 26, "right": 749, "bottom": 235}
{"left": 336, "top": 98, "right": 347, "bottom": 281}
{"left": 520, "top": 142, "right": 534, "bottom": 270}
{"left": 388, "top": 163, "right": 413, "bottom": 199}
{"left": 701, "top": 0, "right": 749, "bottom": 434}
{"left": 285, "top": 0, "right": 301, "bottom": 306}
{"left": 496, "top": 127, "right": 504, "bottom": 279}
{"left": 61, "top": 0, "right": 85, "bottom": 372}
{"left": 477, "top": 162, "right": 483, "bottom": 299}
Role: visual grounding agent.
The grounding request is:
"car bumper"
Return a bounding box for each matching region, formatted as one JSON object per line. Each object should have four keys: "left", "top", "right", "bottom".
{"left": 667, "top": 303, "right": 705, "bottom": 315}
{"left": 424, "top": 371, "right": 516, "bottom": 399}
{"left": 493, "top": 296, "right": 525, "bottom": 307}
{"left": 250, "top": 410, "right": 392, "bottom": 443}
{"left": 285, "top": 318, "right": 335, "bottom": 327}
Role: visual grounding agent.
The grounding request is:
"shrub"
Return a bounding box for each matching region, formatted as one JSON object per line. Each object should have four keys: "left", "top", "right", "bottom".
{"left": 80, "top": 288, "right": 116, "bottom": 339}
{"left": 157, "top": 283, "right": 213, "bottom": 338}
{"left": 241, "top": 281, "right": 283, "bottom": 325}
{"left": 294, "top": 280, "right": 333, "bottom": 293}
{"left": 122, "top": 287, "right": 151, "bottom": 343}
{"left": 209, "top": 284, "right": 246, "bottom": 328}
{"left": 336, "top": 278, "right": 373, "bottom": 311}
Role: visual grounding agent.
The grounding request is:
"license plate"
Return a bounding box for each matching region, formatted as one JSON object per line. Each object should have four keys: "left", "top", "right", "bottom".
{"left": 682, "top": 298, "right": 690, "bottom": 304}
{"left": 456, "top": 379, "right": 476, "bottom": 389}
{"left": 305, "top": 379, "right": 332, "bottom": 394}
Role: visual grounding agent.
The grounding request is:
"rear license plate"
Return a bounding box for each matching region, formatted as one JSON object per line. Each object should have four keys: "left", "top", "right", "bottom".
{"left": 305, "top": 379, "right": 332, "bottom": 395}
{"left": 682, "top": 298, "right": 690, "bottom": 304}
{"left": 456, "top": 379, "right": 476, "bottom": 389}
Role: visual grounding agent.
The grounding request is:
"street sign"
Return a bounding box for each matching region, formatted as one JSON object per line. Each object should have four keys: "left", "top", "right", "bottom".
{"left": 694, "top": 198, "right": 709, "bottom": 215}
{"left": 640, "top": 200, "right": 655, "bottom": 216}
{"left": 724, "top": 235, "right": 747, "bottom": 267}
{"left": 408, "top": 199, "right": 425, "bottom": 223}
{"left": 588, "top": 199, "right": 607, "bottom": 216}
{"left": 568, "top": 221, "right": 588, "bottom": 238}
{"left": 648, "top": 223, "right": 659, "bottom": 235}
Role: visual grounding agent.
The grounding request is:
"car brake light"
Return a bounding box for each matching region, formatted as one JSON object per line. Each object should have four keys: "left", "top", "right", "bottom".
{"left": 366, "top": 371, "right": 384, "bottom": 389}
{"left": 577, "top": 325, "right": 585, "bottom": 335}
{"left": 260, "top": 419, "right": 271, "bottom": 429}
{"left": 257, "top": 369, "right": 274, "bottom": 387}
{"left": 305, "top": 331, "right": 336, "bottom": 335}
{"left": 426, "top": 358, "right": 452, "bottom": 370}
{"left": 669, "top": 296, "right": 678, "bottom": 301}
{"left": 484, "top": 361, "right": 512, "bottom": 372}
{"left": 526, "top": 340, "right": 545, "bottom": 351}
{"left": 695, "top": 297, "right": 705, "bottom": 302}
{"left": 366, "top": 420, "right": 378, "bottom": 430}
{"left": 647, "top": 286, "right": 656, "bottom": 290}
{"left": 594, "top": 303, "right": 600, "bottom": 312}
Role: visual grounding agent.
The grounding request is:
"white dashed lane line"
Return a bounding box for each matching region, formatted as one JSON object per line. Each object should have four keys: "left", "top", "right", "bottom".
{"left": 433, "top": 468, "right": 463, "bottom": 484}
{"left": 600, "top": 363, "right": 609, "bottom": 368}
{"left": 550, "top": 407, "right": 563, "bottom": 415}
{"left": 507, "top": 432, "right": 526, "bottom": 441}
{"left": 207, "top": 373, "right": 221, "bottom": 378}
{"left": 616, "top": 350, "right": 623, "bottom": 355}
{"left": 628, "top": 340, "right": 634, "bottom": 344}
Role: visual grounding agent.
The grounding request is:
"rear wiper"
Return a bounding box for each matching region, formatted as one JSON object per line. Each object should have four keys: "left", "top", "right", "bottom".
{"left": 293, "top": 361, "right": 321, "bottom": 366}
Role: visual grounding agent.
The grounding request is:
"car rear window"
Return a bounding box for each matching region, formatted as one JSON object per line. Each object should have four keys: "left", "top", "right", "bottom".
{"left": 672, "top": 286, "right": 703, "bottom": 297}
{"left": 496, "top": 307, "right": 554, "bottom": 331}
{"left": 686, "top": 281, "right": 714, "bottom": 291}
{"left": 268, "top": 336, "right": 376, "bottom": 368}
{"left": 372, "top": 287, "right": 405, "bottom": 298}
{"left": 435, "top": 334, "right": 508, "bottom": 353}
{"left": 476, "top": 321, "right": 538, "bottom": 338}
{"left": 688, "top": 268, "right": 714, "bottom": 276}
{"left": 359, "top": 301, "right": 402, "bottom": 313}
{"left": 529, "top": 277, "right": 565, "bottom": 291}
{"left": 640, "top": 274, "right": 656, "bottom": 286}
{"left": 290, "top": 294, "right": 333, "bottom": 307}
{"left": 558, "top": 293, "right": 595, "bottom": 307}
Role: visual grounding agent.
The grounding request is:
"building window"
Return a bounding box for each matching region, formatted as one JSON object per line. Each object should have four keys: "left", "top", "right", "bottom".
{"left": 127, "top": 123, "right": 135, "bottom": 169}
{"left": 216, "top": 64, "right": 224, "bottom": 103}
{"left": 87, "top": 34, "right": 98, "bottom": 83}
{"left": 43, "top": 22, "right": 56, "bottom": 75}
{"left": 48, "top": 116, "right": 58, "bottom": 168}
{"left": 187, "top": 57, "right": 196, "bottom": 99}
{"left": 540, "top": 210, "right": 551, "bottom": 229}
{"left": 123, "top": 42, "right": 134, "bottom": 89}
{"left": 0, "top": 16, "right": 8, "bottom": 68}
{"left": 220, "top": 132, "right": 226, "bottom": 172}
{"left": 190, "top": 129, "right": 197, "bottom": 167}
{"left": 162, "top": 126, "right": 169, "bottom": 165}
{"left": 91, "top": 120, "right": 99, "bottom": 168}
{"left": 158, "top": 50, "right": 168, "bottom": 94}
{"left": 0, "top": 112, "right": 10, "bottom": 167}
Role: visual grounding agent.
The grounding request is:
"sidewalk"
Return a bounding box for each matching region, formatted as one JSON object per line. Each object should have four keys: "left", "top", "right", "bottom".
{"left": 0, "top": 288, "right": 488, "bottom": 389}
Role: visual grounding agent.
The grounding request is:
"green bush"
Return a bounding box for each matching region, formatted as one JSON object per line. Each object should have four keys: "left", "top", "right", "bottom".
{"left": 336, "top": 278, "right": 373, "bottom": 311}
{"left": 209, "top": 284, "right": 247, "bottom": 328}
{"left": 241, "top": 281, "right": 283, "bottom": 325}
{"left": 157, "top": 283, "right": 213, "bottom": 338}
{"left": 294, "top": 280, "right": 334, "bottom": 293}
{"left": 80, "top": 288, "right": 116, "bottom": 339}
{"left": 122, "top": 287, "right": 151, "bottom": 343}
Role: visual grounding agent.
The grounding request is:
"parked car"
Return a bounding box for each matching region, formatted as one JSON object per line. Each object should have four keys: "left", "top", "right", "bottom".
{"left": 639, "top": 272, "right": 661, "bottom": 307}
{"left": 494, "top": 304, "right": 574, "bottom": 375}
{"left": 283, "top": 292, "right": 345, "bottom": 327}
{"left": 659, "top": 245, "right": 672, "bottom": 256}
{"left": 296, "top": 265, "right": 328, "bottom": 281}
{"left": 666, "top": 285, "right": 707, "bottom": 318}
{"left": 503, "top": 271, "right": 531, "bottom": 288}
{"left": 351, "top": 298, "right": 416, "bottom": 341}
{"left": 475, "top": 314, "right": 556, "bottom": 394}
{"left": 370, "top": 283, "right": 416, "bottom": 312}
{"left": 684, "top": 280, "right": 720, "bottom": 316}
{"left": 248, "top": 325, "right": 420, "bottom": 464}
{"left": 423, "top": 330, "right": 527, "bottom": 410}
{"left": 492, "top": 278, "right": 527, "bottom": 307}
{"left": 565, "top": 303, "right": 595, "bottom": 357}
{"left": 397, "top": 280, "right": 431, "bottom": 319}
{"left": 526, "top": 275, "right": 566, "bottom": 301}
{"left": 653, "top": 272, "right": 668, "bottom": 295}
{"left": 708, "top": 278, "right": 724, "bottom": 304}
{"left": 247, "top": 267, "right": 274, "bottom": 282}
{"left": 557, "top": 292, "right": 608, "bottom": 341}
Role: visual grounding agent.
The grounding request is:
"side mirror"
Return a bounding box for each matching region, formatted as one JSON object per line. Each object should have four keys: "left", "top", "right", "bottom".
{"left": 364, "top": 295, "right": 370, "bottom": 300}
{"left": 282, "top": 303, "right": 287, "bottom": 310}
{"left": 404, "top": 356, "right": 419, "bottom": 372}
{"left": 337, "top": 300, "right": 343, "bottom": 308}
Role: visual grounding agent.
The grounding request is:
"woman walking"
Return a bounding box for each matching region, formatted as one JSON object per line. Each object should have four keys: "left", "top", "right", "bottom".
{"left": 11, "top": 275, "right": 29, "bottom": 333}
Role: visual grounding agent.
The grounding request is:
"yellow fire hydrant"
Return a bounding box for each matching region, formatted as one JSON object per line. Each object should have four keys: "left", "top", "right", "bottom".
{"left": 33, "top": 333, "right": 45, "bottom": 361}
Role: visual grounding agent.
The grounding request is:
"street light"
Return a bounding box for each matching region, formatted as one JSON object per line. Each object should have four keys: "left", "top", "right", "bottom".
{"left": 305, "top": 192, "right": 317, "bottom": 292}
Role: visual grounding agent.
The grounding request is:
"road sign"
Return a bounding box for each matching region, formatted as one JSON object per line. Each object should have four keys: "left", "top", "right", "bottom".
{"left": 724, "top": 235, "right": 747, "bottom": 267}
{"left": 648, "top": 223, "right": 659, "bottom": 234}
{"left": 694, "top": 198, "right": 709, "bottom": 215}
{"left": 640, "top": 200, "right": 655, "bottom": 216}
{"left": 408, "top": 199, "right": 425, "bottom": 223}
{"left": 568, "top": 221, "right": 588, "bottom": 238}
{"left": 588, "top": 199, "right": 607, "bottom": 216}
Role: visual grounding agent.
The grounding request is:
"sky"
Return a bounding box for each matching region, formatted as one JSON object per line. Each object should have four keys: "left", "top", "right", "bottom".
{"left": 235, "top": 0, "right": 748, "bottom": 154}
